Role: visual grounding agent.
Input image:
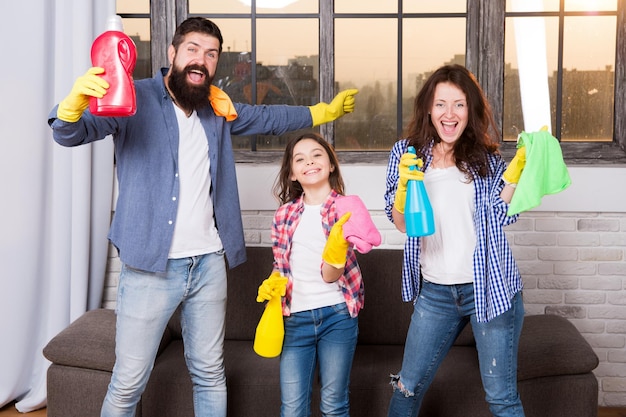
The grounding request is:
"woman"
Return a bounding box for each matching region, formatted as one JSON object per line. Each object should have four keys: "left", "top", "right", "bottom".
{"left": 385, "top": 64, "right": 527, "bottom": 417}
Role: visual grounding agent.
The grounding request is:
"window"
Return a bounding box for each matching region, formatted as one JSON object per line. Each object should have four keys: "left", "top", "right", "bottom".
{"left": 504, "top": 0, "right": 617, "bottom": 143}
{"left": 116, "top": 0, "right": 151, "bottom": 81}
{"left": 117, "top": 0, "right": 626, "bottom": 163}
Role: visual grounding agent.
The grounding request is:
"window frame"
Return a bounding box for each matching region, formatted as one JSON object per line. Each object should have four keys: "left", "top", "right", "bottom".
{"left": 120, "top": 0, "right": 626, "bottom": 164}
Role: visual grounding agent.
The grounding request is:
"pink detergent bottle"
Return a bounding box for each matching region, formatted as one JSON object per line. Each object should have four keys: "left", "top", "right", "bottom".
{"left": 89, "top": 15, "right": 137, "bottom": 117}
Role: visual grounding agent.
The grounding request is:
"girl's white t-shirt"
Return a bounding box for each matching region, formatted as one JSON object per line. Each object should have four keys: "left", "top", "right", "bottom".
{"left": 420, "top": 166, "right": 476, "bottom": 285}
{"left": 289, "top": 203, "right": 344, "bottom": 313}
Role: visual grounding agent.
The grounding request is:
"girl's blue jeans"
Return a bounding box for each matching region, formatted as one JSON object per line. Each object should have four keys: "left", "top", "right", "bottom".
{"left": 101, "top": 251, "right": 228, "bottom": 417}
{"left": 387, "top": 280, "right": 525, "bottom": 417}
{"left": 280, "top": 303, "right": 358, "bottom": 417}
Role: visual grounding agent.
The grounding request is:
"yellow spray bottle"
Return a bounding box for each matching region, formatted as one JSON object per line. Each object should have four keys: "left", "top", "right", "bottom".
{"left": 253, "top": 273, "right": 287, "bottom": 358}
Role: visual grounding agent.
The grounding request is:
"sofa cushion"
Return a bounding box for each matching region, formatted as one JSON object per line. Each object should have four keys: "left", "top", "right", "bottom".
{"left": 354, "top": 249, "right": 476, "bottom": 347}
{"left": 517, "top": 314, "right": 599, "bottom": 380}
{"left": 46, "top": 364, "right": 116, "bottom": 417}
{"left": 420, "top": 346, "right": 490, "bottom": 416}
{"left": 43, "top": 309, "right": 116, "bottom": 372}
{"left": 354, "top": 250, "right": 412, "bottom": 345}
{"left": 141, "top": 339, "right": 282, "bottom": 417}
{"left": 349, "top": 344, "right": 405, "bottom": 416}
{"left": 224, "top": 247, "right": 271, "bottom": 341}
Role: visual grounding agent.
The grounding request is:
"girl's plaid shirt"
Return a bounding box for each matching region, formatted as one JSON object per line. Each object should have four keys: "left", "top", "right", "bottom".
{"left": 271, "top": 190, "right": 364, "bottom": 318}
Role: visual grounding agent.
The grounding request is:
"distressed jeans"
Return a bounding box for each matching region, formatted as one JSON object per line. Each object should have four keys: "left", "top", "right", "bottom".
{"left": 387, "top": 280, "right": 525, "bottom": 417}
{"left": 101, "top": 251, "right": 228, "bottom": 417}
{"left": 280, "top": 303, "right": 358, "bottom": 417}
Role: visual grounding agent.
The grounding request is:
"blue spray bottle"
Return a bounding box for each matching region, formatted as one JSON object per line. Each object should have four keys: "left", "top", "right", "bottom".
{"left": 405, "top": 146, "right": 435, "bottom": 237}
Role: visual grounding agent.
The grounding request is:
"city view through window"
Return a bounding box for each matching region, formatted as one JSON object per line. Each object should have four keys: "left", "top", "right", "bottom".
{"left": 118, "top": 0, "right": 617, "bottom": 151}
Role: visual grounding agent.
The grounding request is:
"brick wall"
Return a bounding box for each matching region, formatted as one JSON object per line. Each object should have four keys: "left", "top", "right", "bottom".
{"left": 102, "top": 209, "right": 626, "bottom": 407}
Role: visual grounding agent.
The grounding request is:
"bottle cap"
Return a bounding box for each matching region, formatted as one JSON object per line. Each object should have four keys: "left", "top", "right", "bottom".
{"left": 106, "top": 15, "right": 124, "bottom": 32}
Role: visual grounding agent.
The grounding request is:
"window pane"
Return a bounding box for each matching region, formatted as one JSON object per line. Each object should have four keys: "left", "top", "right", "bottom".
{"left": 190, "top": 0, "right": 251, "bottom": 13}
{"left": 255, "top": 0, "right": 317, "bottom": 13}
{"left": 564, "top": 0, "right": 616, "bottom": 12}
{"left": 119, "top": 17, "right": 151, "bottom": 80}
{"left": 561, "top": 16, "right": 615, "bottom": 141}
{"left": 211, "top": 18, "right": 252, "bottom": 59}
{"left": 190, "top": 0, "right": 317, "bottom": 13}
{"left": 335, "top": 0, "right": 396, "bottom": 14}
{"left": 506, "top": 0, "right": 559, "bottom": 12}
{"left": 504, "top": 16, "right": 558, "bottom": 140}
{"left": 212, "top": 18, "right": 252, "bottom": 99}
{"left": 404, "top": 0, "right": 466, "bottom": 13}
{"left": 335, "top": 19, "right": 396, "bottom": 150}
{"left": 116, "top": 0, "right": 149, "bottom": 13}
{"left": 214, "top": 19, "right": 318, "bottom": 150}
{"left": 507, "top": 0, "right": 617, "bottom": 13}
{"left": 210, "top": 19, "right": 252, "bottom": 150}
{"left": 403, "top": 18, "right": 465, "bottom": 135}
{"left": 256, "top": 19, "right": 318, "bottom": 150}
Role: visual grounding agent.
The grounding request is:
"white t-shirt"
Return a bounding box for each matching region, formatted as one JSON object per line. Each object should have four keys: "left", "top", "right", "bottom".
{"left": 420, "top": 165, "right": 476, "bottom": 285}
{"left": 168, "top": 107, "right": 223, "bottom": 258}
{"left": 289, "top": 203, "right": 344, "bottom": 313}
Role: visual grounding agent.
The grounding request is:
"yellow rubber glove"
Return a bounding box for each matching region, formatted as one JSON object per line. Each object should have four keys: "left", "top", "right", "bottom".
{"left": 393, "top": 153, "right": 425, "bottom": 214}
{"left": 57, "top": 67, "right": 109, "bottom": 122}
{"left": 322, "top": 212, "right": 351, "bottom": 269}
{"left": 256, "top": 271, "right": 288, "bottom": 303}
{"left": 503, "top": 145, "right": 527, "bottom": 186}
{"left": 309, "top": 89, "right": 359, "bottom": 127}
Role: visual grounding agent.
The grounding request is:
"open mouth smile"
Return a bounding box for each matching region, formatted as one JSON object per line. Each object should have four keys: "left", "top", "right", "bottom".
{"left": 187, "top": 69, "right": 206, "bottom": 84}
{"left": 441, "top": 121, "right": 457, "bottom": 133}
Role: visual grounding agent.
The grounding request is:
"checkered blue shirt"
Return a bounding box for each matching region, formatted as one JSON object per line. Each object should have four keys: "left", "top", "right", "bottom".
{"left": 384, "top": 139, "right": 522, "bottom": 322}
{"left": 272, "top": 190, "right": 364, "bottom": 318}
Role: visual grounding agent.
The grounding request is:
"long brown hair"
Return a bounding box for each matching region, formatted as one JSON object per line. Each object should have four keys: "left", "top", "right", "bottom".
{"left": 404, "top": 64, "right": 500, "bottom": 178}
{"left": 273, "top": 133, "right": 345, "bottom": 205}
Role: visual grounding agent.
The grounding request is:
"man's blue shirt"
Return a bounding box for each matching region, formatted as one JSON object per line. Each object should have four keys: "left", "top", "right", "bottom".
{"left": 49, "top": 69, "right": 313, "bottom": 272}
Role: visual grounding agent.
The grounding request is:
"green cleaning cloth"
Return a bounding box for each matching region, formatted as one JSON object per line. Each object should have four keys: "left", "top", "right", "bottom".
{"left": 507, "top": 130, "right": 571, "bottom": 216}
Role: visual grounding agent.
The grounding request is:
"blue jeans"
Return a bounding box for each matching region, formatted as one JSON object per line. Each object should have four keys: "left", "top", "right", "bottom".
{"left": 387, "top": 281, "right": 525, "bottom": 417}
{"left": 280, "top": 303, "right": 358, "bottom": 417}
{"left": 101, "top": 251, "right": 228, "bottom": 417}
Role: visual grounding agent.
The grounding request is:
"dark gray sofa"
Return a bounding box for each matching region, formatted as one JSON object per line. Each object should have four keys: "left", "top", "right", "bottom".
{"left": 43, "top": 247, "right": 599, "bottom": 417}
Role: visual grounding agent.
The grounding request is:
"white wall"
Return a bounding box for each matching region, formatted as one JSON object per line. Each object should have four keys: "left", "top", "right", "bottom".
{"left": 236, "top": 164, "right": 626, "bottom": 212}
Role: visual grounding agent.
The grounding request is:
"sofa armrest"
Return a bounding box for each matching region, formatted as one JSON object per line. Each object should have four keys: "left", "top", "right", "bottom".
{"left": 517, "top": 314, "right": 599, "bottom": 381}
{"left": 43, "top": 309, "right": 117, "bottom": 372}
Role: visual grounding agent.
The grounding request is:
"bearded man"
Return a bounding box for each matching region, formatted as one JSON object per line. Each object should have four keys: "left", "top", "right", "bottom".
{"left": 48, "top": 17, "right": 358, "bottom": 417}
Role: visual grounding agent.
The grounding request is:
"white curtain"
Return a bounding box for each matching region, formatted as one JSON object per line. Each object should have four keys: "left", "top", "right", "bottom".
{"left": 0, "top": 0, "right": 115, "bottom": 412}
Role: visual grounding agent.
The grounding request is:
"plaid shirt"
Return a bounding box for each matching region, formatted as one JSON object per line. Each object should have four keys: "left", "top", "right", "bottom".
{"left": 272, "top": 190, "right": 364, "bottom": 318}
{"left": 384, "top": 139, "right": 522, "bottom": 322}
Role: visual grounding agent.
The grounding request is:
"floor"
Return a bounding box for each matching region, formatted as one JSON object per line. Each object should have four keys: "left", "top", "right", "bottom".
{"left": 0, "top": 403, "right": 625, "bottom": 416}
{"left": 0, "top": 403, "right": 46, "bottom": 416}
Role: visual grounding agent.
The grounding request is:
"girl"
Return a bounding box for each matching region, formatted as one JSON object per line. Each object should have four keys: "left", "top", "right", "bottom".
{"left": 257, "top": 132, "right": 368, "bottom": 417}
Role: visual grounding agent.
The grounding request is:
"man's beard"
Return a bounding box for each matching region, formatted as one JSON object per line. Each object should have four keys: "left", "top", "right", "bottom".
{"left": 167, "top": 64, "right": 213, "bottom": 112}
